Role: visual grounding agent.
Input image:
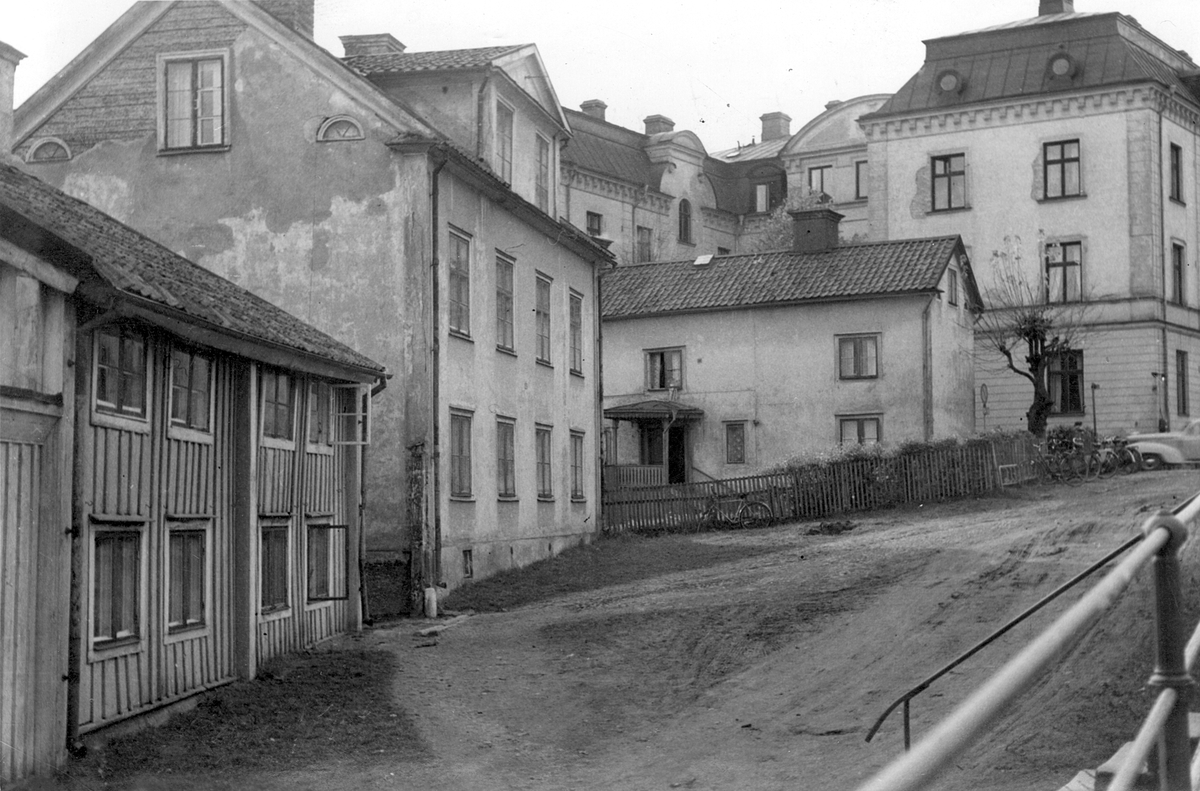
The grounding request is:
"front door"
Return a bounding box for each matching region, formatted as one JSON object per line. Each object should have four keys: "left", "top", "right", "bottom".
{"left": 667, "top": 424, "right": 688, "bottom": 484}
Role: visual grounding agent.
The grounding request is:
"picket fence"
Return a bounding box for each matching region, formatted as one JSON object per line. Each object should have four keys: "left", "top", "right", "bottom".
{"left": 602, "top": 436, "right": 1038, "bottom": 534}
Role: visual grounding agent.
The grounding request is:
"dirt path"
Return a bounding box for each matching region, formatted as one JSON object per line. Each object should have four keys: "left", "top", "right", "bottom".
{"left": 108, "top": 472, "right": 1199, "bottom": 791}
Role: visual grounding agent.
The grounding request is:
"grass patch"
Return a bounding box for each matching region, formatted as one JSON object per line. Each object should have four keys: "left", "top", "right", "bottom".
{"left": 62, "top": 648, "right": 423, "bottom": 787}
{"left": 442, "top": 532, "right": 774, "bottom": 613}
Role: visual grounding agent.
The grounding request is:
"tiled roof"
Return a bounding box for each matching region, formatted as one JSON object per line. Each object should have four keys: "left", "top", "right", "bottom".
{"left": 0, "top": 163, "right": 384, "bottom": 376}
{"left": 343, "top": 45, "right": 525, "bottom": 75}
{"left": 868, "top": 13, "right": 1200, "bottom": 119}
{"left": 602, "top": 237, "right": 962, "bottom": 318}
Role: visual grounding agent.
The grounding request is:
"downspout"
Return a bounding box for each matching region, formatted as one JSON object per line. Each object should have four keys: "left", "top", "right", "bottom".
{"left": 595, "top": 256, "right": 605, "bottom": 529}
{"left": 475, "top": 70, "right": 493, "bottom": 160}
{"left": 358, "top": 377, "right": 386, "bottom": 622}
{"left": 1158, "top": 103, "right": 1170, "bottom": 430}
{"left": 429, "top": 151, "right": 448, "bottom": 598}
{"left": 923, "top": 296, "right": 934, "bottom": 441}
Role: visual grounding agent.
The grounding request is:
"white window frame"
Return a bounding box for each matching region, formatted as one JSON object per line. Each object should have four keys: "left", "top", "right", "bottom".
{"left": 450, "top": 409, "right": 473, "bottom": 499}
{"left": 645, "top": 347, "right": 683, "bottom": 391}
{"left": 316, "top": 115, "right": 364, "bottom": 142}
{"left": 839, "top": 415, "right": 882, "bottom": 445}
{"left": 260, "top": 368, "right": 296, "bottom": 449}
{"left": 91, "top": 325, "right": 153, "bottom": 434}
{"left": 838, "top": 335, "right": 879, "bottom": 380}
{"left": 88, "top": 520, "right": 149, "bottom": 660}
{"left": 163, "top": 519, "right": 213, "bottom": 644}
{"left": 26, "top": 136, "right": 72, "bottom": 163}
{"left": 259, "top": 518, "right": 292, "bottom": 619}
{"left": 725, "top": 421, "right": 748, "bottom": 465}
{"left": 167, "top": 345, "right": 216, "bottom": 444}
{"left": 332, "top": 383, "right": 372, "bottom": 446}
{"left": 496, "top": 100, "right": 514, "bottom": 183}
{"left": 306, "top": 521, "right": 349, "bottom": 604}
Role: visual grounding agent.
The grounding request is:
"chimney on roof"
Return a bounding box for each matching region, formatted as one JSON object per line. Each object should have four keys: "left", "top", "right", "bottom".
{"left": 0, "top": 40, "right": 24, "bottom": 164}
{"left": 789, "top": 208, "right": 844, "bottom": 254}
{"left": 644, "top": 114, "right": 675, "bottom": 135}
{"left": 1038, "top": 0, "right": 1074, "bottom": 15}
{"left": 252, "top": 0, "right": 314, "bottom": 39}
{"left": 580, "top": 100, "right": 607, "bottom": 121}
{"left": 760, "top": 112, "right": 792, "bottom": 142}
{"left": 825, "top": 100, "right": 843, "bottom": 111}
{"left": 340, "top": 33, "right": 407, "bottom": 57}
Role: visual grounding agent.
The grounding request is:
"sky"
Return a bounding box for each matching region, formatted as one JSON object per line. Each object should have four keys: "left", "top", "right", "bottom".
{"left": 6, "top": 0, "right": 1200, "bottom": 152}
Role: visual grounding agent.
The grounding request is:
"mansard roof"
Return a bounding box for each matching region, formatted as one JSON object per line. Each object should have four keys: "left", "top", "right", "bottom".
{"left": 602, "top": 236, "right": 973, "bottom": 319}
{"left": 562, "top": 107, "right": 661, "bottom": 187}
{"left": 0, "top": 162, "right": 385, "bottom": 380}
{"left": 342, "top": 45, "right": 527, "bottom": 74}
{"left": 866, "top": 12, "right": 1200, "bottom": 121}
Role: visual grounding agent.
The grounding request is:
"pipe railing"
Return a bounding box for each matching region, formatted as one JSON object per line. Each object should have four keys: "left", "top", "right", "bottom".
{"left": 856, "top": 492, "right": 1200, "bottom": 791}
{"left": 864, "top": 533, "right": 1143, "bottom": 747}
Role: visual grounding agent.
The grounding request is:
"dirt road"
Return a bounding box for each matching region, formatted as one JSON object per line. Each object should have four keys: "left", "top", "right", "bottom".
{"left": 94, "top": 472, "right": 1200, "bottom": 791}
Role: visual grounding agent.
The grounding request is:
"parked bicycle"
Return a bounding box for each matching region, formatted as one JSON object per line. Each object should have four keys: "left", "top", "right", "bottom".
{"left": 1094, "top": 435, "right": 1142, "bottom": 478}
{"left": 698, "top": 493, "right": 773, "bottom": 530}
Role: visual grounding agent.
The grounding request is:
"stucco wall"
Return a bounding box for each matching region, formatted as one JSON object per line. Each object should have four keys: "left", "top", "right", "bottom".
{"left": 603, "top": 294, "right": 963, "bottom": 476}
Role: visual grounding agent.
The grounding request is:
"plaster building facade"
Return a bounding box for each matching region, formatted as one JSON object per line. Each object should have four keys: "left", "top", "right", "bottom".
{"left": 860, "top": 0, "right": 1200, "bottom": 437}
{"left": 601, "top": 210, "right": 980, "bottom": 484}
{"left": 12, "top": 0, "right": 611, "bottom": 600}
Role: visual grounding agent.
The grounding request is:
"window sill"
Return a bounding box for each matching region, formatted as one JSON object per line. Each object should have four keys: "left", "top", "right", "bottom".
{"left": 498, "top": 495, "right": 519, "bottom": 503}
{"left": 571, "top": 496, "right": 587, "bottom": 504}
{"left": 838, "top": 376, "right": 879, "bottom": 382}
{"left": 89, "top": 636, "right": 145, "bottom": 662}
{"left": 305, "top": 442, "right": 335, "bottom": 455}
{"left": 497, "top": 346, "right": 518, "bottom": 358}
{"left": 536, "top": 359, "right": 554, "bottom": 369}
{"left": 92, "top": 408, "right": 151, "bottom": 434}
{"left": 157, "top": 145, "right": 231, "bottom": 157}
{"left": 1170, "top": 197, "right": 1187, "bottom": 208}
{"left": 570, "top": 369, "right": 585, "bottom": 379}
{"left": 260, "top": 434, "right": 296, "bottom": 451}
{"left": 450, "top": 495, "right": 476, "bottom": 503}
{"left": 260, "top": 606, "right": 292, "bottom": 623}
{"left": 537, "top": 495, "right": 555, "bottom": 503}
{"left": 165, "top": 623, "right": 212, "bottom": 645}
{"left": 678, "top": 239, "right": 695, "bottom": 247}
{"left": 842, "top": 197, "right": 869, "bottom": 206}
{"left": 928, "top": 205, "right": 971, "bottom": 215}
{"left": 449, "top": 330, "right": 474, "bottom": 343}
{"left": 1038, "top": 193, "right": 1087, "bottom": 203}
{"left": 168, "top": 423, "right": 214, "bottom": 445}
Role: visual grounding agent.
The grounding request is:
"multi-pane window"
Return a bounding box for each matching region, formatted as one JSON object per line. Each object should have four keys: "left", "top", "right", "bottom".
{"left": 636, "top": 226, "right": 653, "bottom": 263}
{"left": 586, "top": 211, "right": 602, "bottom": 237}
{"left": 1048, "top": 350, "right": 1084, "bottom": 414}
{"left": 261, "top": 369, "right": 293, "bottom": 440}
{"left": 1178, "top": 350, "right": 1190, "bottom": 417}
{"left": 307, "top": 524, "right": 347, "bottom": 601}
{"left": 449, "top": 230, "right": 471, "bottom": 336}
{"left": 462, "top": 549, "right": 474, "bottom": 579}
{"left": 808, "top": 165, "right": 830, "bottom": 195}
{"left": 1044, "top": 140, "right": 1081, "bottom": 199}
{"left": 726, "top": 422, "right": 747, "bottom": 464}
{"left": 840, "top": 417, "right": 881, "bottom": 445}
{"left": 93, "top": 529, "right": 141, "bottom": 645}
{"left": 308, "top": 380, "right": 332, "bottom": 445}
{"left": 536, "top": 276, "right": 552, "bottom": 363}
{"left": 569, "top": 292, "right": 583, "bottom": 374}
{"left": 260, "top": 523, "right": 289, "bottom": 612}
{"left": 96, "top": 326, "right": 147, "bottom": 418}
{"left": 536, "top": 426, "right": 553, "bottom": 498}
{"left": 646, "top": 348, "right": 683, "bottom": 390}
{"left": 1170, "top": 143, "right": 1183, "bottom": 202}
{"left": 1045, "top": 241, "right": 1082, "bottom": 303}
{"left": 170, "top": 348, "right": 211, "bottom": 431}
{"left": 496, "top": 102, "right": 513, "bottom": 183}
{"left": 855, "top": 160, "right": 869, "bottom": 200}
{"left": 1172, "top": 243, "right": 1186, "bottom": 306}
{"left": 536, "top": 135, "right": 551, "bottom": 212}
{"left": 678, "top": 199, "right": 692, "bottom": 243}
{"left": 570, "top": 432, "right": 585, "bottom": 500}
{"left": 496, "top": 253, "right": 515, "bottom": 351}
{"left": 168, "top": 527, "right": 205, "bottom": 632}
{"left": 29, "top": 139, "right": 69, "bottom": 162}
{"left": 164, "top": 57, "right": 224, "bottom": 150}
{"left": 947, "top": 268, "right": 959, "bottom": 306}
{"left": 497, "top": 420, "right": 516, "bottom": 497}
{"left": 450, "top": 412, "right": 472, "bottom": 497}
{"left": 931, "top": 154, "right": 966, "bottom": 211}
{"left": 838, "top": 336, "right": 878, "bottom": 379}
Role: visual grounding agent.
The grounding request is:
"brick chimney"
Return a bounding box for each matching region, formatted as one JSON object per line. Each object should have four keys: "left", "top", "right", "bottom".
{"left": 789, "top": 208, "right": 844, "bottom": 253}
{"left": 253, "top": 0, "right": 315, "bottom": 39}
{"left": 760, "top": 112, "right": 792, "bottom": 142}
{"left": 580, "top": 100, "right": 607, "bottom": 121}
{"left": 644, "top": 114, "right": 675, "bottom": 135}
{"left": 1038, "top": 0, "right": 1074, "bottom": 15}
{"left": 0, "top": 40, "right": 25, "bottom": 164}
{"left": 340, "top": 33, "right": 406, "bottom": 57}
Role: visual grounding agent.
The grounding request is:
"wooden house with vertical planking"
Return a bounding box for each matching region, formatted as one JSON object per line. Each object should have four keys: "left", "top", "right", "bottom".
{"left": 0, "top": 156, "right": 386, "bottom": 783}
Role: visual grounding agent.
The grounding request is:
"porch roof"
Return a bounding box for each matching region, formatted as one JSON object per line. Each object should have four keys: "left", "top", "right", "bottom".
{"left": 604, "top": 399, "right": 704, "bottom": 421}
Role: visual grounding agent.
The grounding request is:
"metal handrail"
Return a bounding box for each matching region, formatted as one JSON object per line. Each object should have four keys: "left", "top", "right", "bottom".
{"left": 864, "top": 533, "right": 1143, "bottom": 746}
{"left": 855, "top": 492, "right": 1200, "bottom": 791}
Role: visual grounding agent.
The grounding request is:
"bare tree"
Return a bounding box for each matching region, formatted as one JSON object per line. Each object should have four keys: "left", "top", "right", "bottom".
{"left": 975, "top": 232, "right": 1091, "bottom": 437}
{"left": 748, "top": 189, "right": 831, "bottom": 253}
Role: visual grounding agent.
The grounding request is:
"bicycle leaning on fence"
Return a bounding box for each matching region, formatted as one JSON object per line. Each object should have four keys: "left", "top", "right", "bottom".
{"left": 697, "top": 492, "right": 774, "bottom": 531}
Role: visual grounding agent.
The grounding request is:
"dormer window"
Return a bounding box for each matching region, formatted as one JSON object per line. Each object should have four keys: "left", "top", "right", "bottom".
{"left": 1047, "top": 52, "right": 1078, "bottom": 81}
{"left": 317, "top": 116, "right": 364, "bottom": 142}
{"left": 27, "top": 138, "right": 71, "bottom": 162}
{"left": 678, "top": 199, "right": 693, "bottom": 243}
{"left": 159, "top": 51, "right": 229, "bottom": 151}
{"left": 936, "top": 70, "right": 966, "bottom": 95}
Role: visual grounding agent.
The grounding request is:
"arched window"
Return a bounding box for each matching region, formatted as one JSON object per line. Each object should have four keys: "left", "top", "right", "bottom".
{"left": 27, "top": 138, "right": 71, "bottom": 163}
{"left": 317, "top": 116, "right": 364, "bottom": 142}
{"left": 678, "top": 199, "right": 692, "bottom": 243}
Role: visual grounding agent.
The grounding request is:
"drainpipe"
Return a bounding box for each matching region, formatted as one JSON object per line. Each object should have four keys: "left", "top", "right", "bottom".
{"left": 429, "top": 150, "right": 448, "bottom": 598}
{"left": 1158, "top": 104, "right": 1170, "bottom": 430}
{"left": 923, "top": 297, "right": 934, "bottom": 441}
